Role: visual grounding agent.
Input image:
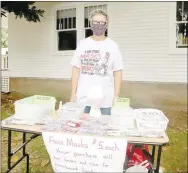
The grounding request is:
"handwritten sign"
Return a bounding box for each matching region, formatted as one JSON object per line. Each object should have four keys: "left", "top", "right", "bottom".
{"left": 42, "top": 132, "right": 127, "bottom": 173}
{"left": 114, "top": 97, "right": 130, "bottom": 108}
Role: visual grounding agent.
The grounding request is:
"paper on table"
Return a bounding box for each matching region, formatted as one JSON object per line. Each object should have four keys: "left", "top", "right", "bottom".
{"left": 114, "top": 97, "right": 130, "bottom": 108}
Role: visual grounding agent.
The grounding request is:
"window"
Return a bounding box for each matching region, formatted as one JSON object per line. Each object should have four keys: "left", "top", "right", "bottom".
{"left": 56, "top": 8, "right": 77, "bottom": 51}
{"left": 176, "top": 1, "right": 188, "bottom": 48}
{"left": 169, "top": 2, "right": 188, "bottom": 54}
{"left": 84, "top": 4, "right": 108, "bottom": 38}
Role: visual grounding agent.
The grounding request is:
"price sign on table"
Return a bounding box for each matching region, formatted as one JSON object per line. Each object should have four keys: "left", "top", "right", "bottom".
{"left": 114, "top": 97, "right": 130, "bottom": 108}
{"left": 42, "top": 132, "right": 127, "bottom": 173}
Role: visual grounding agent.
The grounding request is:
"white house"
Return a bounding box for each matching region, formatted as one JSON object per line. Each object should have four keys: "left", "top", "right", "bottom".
{"left": 2, "top": 1, "right": 187, "bottom": 101}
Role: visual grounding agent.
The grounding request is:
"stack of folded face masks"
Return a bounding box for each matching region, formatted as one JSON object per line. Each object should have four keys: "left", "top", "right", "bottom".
{"left": 110, "top": 107, "right": 135, "bottom": 130}
{"left": 1, "top": 114, "right": 47, "bottom": 126}
{"left": 79, "top": 115, "right": 110, "bottom": 135}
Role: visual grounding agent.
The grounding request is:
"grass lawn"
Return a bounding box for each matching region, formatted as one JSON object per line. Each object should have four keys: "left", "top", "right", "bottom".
{"left": 1, "top": 92, "right": 187, "bottom": 173}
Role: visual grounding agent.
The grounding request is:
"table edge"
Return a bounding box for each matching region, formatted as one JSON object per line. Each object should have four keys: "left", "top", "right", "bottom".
{"left": 1, "top": 126, "right": 169, "bottom": 145}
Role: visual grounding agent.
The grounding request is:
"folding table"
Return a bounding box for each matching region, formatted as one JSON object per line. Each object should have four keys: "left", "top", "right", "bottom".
{"left": 1, "top": 119, "right": 169, "bottom": 173}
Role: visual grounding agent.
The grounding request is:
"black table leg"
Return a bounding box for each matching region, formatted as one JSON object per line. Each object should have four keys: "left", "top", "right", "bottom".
{"left": 151, "top": 146, "right": 156, "bottom": 164}
{"left": 26, "top": 154, "right": 29, "bottom": 173}
{"left": 5, "top": 130, "right": 39, "bottom": 173}
{"left": 7, "top": 130, "right": 12, "bottom": 170}
{"left": 155, "top": 145, "right": 162, "bottom": 173}
{"left": 23, "top": 132, "right": 30, "bottom": 173}
{"left": 148, "top": 145, "right": 156, "bottom": 173}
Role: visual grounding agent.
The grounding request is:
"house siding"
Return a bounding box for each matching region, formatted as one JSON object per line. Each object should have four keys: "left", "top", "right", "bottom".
{"left": 7, "top": 2, "right": 187, "bottom": 82}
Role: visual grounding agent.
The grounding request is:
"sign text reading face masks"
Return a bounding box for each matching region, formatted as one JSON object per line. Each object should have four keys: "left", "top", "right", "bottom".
{"left": 42, "top": 132, "right": 127, "bottom": 173}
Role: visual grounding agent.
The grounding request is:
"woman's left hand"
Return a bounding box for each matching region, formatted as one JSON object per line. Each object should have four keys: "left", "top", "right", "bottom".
{"left": 113, "top": 95, "right": 119, "bottom": 106}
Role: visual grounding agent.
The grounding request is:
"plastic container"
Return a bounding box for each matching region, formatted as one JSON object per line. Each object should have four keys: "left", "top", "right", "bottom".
{"left": 134, "top": 109, "right": 169, "bottom": 131}
{"left": 62, "top": 102, "right": 84, "bottom": 113}
{"left": 14, "top": 95, "right": 56, "bottom": 124}
{"left": 58, "top": 102, "right": 84, "bottom": 120}
{"left": 110, "top": 107, "right": 135, "bottom": 129}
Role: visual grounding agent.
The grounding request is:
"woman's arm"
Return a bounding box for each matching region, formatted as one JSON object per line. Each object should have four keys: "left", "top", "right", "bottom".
{"left": 113, "top": 70, "right": 122, "bottom": 97}
{"left": 70, "top": 66, "right": 80, "bottom": 102}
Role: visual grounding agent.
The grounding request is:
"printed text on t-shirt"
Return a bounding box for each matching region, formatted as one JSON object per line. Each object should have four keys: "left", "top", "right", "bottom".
{"left": 80, "top": 49, "right": 110, "bottom": 76}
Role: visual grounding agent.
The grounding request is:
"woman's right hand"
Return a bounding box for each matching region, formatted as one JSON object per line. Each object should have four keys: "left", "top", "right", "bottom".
{"left": 70, "top": 92, "right": 77, "bottom": 102}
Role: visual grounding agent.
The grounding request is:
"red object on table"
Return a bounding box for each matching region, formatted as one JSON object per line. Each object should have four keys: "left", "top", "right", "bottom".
{"left": 67, "top": 120, "right": 81, "bottom": 128}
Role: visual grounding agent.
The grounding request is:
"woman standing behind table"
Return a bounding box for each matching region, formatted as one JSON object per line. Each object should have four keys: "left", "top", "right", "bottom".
{"left": 70, "top": 9, "right": 123, "bottom": 115}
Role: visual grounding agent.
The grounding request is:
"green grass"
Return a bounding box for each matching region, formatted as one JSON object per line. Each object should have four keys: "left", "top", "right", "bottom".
{"left": 160, "top": 130, "right": 187, "bottom": 172}
{"left": 1, "top": 92, "right": 187, "bottom": 173}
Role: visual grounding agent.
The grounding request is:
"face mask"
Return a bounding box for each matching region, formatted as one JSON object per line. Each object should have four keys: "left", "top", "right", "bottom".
{"left": 91, "top": 24, "right": 107, "bottom": 36}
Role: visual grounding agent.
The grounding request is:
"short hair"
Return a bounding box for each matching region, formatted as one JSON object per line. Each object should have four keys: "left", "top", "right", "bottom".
{"left": 89, "top": 9, "right": 109, "bottom": 25}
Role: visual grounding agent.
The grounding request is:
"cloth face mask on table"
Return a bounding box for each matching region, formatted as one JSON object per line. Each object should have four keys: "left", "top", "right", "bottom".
{"left": 91, "top": 23, "right": 107, "bottom": 36}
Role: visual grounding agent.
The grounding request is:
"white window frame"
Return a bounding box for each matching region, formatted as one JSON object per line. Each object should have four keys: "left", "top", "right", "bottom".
{"left": 169, "top": 2, "right": 188, "bottom": 55}
{"left": 52, "top": 4, "right": 78, "bottom": 56}
{"left": 56, "top": 8, "right": 77, "bottom": 50}
{"left": 51, "top": 2, "right": 109, "bottom": 56}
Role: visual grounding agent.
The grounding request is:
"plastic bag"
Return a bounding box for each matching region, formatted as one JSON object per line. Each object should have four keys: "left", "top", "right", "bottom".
{"left": 124, "top": 144, "right": 153, "bottom": 172}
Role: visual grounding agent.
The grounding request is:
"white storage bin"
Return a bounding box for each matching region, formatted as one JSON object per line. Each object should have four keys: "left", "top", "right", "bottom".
{"left": 14, "top": 95, "right": 56, "bottom": 124}
{"left": 110, "top": 107, "right": 135, "bottom": 129}
{"left": 134, "top": 109, "right": 169, "bottom": 131}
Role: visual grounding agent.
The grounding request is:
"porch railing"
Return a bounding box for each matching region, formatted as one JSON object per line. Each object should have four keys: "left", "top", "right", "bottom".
{"left": 1, "top": 76, "right": 10, "bottom": 93}
{"left": 1, "top": 54, "right": 10, "bottom": 92}
{"left": 1, "top": 54, "right": 8, "bottom": 70}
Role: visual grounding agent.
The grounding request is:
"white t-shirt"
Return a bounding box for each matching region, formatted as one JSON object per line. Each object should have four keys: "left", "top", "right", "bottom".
{"left": 70, "top": 37, "right": 123, "bottom": 108}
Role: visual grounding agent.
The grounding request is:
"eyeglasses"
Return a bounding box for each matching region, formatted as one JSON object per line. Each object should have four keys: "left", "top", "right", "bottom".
{"left": 91, "top": 20, "right": 106, "bottom": 25}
